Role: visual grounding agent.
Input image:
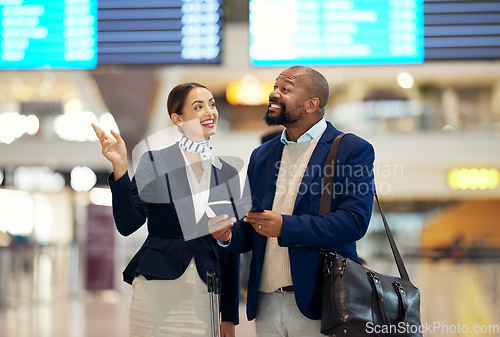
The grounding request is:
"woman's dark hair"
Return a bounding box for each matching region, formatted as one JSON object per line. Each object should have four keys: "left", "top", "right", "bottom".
{"left": 167, "top": 82, "right": 208, "bottom": 118}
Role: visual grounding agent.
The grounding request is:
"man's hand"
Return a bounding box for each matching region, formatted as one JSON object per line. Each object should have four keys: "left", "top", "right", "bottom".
{"left": 221, "top": 321, "right": 235, "bottom": 337}
{"left": 244, "top": 210, "right": 283, "bottom": 237}
{"left": 208, "top": 214, "right": 236, "bottom": 242}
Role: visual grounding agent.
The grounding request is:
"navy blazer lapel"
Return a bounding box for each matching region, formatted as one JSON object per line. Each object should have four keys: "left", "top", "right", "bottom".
{"left": 292, "top": 122, "right": 341, "bottom": 212}
{"left": 261, "top": 140, "right": 285, "bottom": 210}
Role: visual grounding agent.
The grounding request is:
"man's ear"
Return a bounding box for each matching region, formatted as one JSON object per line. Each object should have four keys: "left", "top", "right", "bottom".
{"left": 305, "top": 97, "right": 320, "bottom": 114}
{"left": 171, "top": 113, "right": 183, "bottom": 125}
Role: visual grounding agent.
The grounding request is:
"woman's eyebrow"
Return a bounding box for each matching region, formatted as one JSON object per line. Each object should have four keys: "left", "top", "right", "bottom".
{"left": 191, "top": 97, "right": 215, "bottom": 105}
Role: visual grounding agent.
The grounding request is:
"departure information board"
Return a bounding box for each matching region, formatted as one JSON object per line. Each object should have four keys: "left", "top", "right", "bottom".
{"left": 249, "top": 0, "right": 424, "bottom": 66}
{"left": 424, "top": 0, "right": 500, "bottom": 60}
{"left": 97, "top": 0, "right": 223, "bottom": 64}
{"left": 0, "top": 0, "right": 98, "bottom": 69}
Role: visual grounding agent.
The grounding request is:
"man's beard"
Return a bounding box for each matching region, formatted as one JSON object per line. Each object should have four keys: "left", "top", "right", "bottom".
{"left": 263, "top": 102, "right": 303, "bottom": 126}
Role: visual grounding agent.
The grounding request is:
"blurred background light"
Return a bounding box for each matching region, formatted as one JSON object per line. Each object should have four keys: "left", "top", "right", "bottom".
{"left": 70, "top": 166, "right": 97, "bottom": 192}
{"left": 397, "top": 71, "right": 414, "bottom": 89}
{"left": 0, "top": 112, "right": 40, "bottom": 144}
{"left": 53, "top": 111, "right": 98, "bottom": 141}
{"left": 38, "top": 79, "right": 53, "bottom": 96}
{"left": 64, "top": 98, "right": 83, "bottom": 113}
{"left": 447, "top": 168, "right": 500, "bottom": 191}
{"left": 0, "top": 232, "right": 11, "bottom": 247}
{"left": 53, "top": 110, "right": 119, "bottom": 142}
{"left": 33, "top": 199, "right": 54, "bottom": 245}
{"left": 98, "top": 112, "right": 120, "bottom": 136}
{"left": 0, "top": 189, "right": 34, "bottom": 236}
{"left": 89, "top": 187, "right": 112, "bottom": 207}
{"left": 226, "top": 75, "right": 273, "bottom": 105}
{"left": 24, "top": 114, "right": 40, "bottom": 135}
{"left": 14, "top": 166, "right": 65, "bottom": 191}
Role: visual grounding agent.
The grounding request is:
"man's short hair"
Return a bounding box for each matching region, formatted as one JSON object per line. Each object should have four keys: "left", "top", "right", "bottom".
{"left": 302, "top": 66, "right": 329, "bottom": 110}
{"left": 287, "top": 66, "right": 329, "bottom": 113}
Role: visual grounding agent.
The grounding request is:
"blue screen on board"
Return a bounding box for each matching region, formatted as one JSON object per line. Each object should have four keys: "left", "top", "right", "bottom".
{"left": 0, "top": 0, "right": 98, "bottom": 70}
{"left": 249, "top": 0, "right": 424, "bottom": 66}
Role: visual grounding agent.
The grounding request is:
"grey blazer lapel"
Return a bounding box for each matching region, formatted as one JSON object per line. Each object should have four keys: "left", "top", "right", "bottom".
{"left": 154, "top": 145, "right": 197, "bottom": 225}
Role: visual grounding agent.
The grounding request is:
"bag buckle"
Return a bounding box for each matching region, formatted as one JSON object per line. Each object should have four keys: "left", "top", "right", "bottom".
{"left": 340, "top": 258, "right": 347, "bottom": 276}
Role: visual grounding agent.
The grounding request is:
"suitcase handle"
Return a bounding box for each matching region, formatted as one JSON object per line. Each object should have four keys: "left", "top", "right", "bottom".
{"left": 207, "top": 269, "right": 221, "bottom": 294}
{"left": 207, "top": 269, "right": 221, "bottom": 337}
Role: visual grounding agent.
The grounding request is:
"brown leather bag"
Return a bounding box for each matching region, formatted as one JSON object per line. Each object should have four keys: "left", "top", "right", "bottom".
{"left": 320, "top": 134, "right": 422, "bottom": 337}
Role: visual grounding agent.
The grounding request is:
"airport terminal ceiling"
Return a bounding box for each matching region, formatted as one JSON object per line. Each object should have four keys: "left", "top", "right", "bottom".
{"left": 0, "top": 0, "right": 499, "bottom": 199}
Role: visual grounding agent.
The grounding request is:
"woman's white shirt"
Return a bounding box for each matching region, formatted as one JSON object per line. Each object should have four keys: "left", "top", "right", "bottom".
{"left": 179, "top": 149, "right": 211, "bottom": 223}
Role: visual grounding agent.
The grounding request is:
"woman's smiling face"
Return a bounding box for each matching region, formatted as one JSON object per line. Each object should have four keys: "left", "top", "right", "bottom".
{"left": 172, "top": 87, "right": 218, "bottom": 141}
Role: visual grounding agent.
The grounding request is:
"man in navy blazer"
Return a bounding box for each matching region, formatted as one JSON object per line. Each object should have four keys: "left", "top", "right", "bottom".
{"left": 212, "top": 66, "right": 375, "bottom": 336}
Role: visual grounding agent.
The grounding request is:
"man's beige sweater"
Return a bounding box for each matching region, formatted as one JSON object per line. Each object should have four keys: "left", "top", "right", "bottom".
{"left": 259, "top": 138, "right": 320, "bottom": 292}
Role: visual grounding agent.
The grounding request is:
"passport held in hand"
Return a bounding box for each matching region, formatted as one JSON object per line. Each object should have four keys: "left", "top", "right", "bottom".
{"left": 206, "top": 196, "right": 263, "bottom": 220}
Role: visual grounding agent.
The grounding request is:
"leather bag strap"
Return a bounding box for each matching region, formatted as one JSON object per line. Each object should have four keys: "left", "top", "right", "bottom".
{"left": 319, "top": 133, "right": 347, "bottom": 214}
{"left": 369, "top": 271, "right": 391, "bottom": 326}
{"left": 320, "top": 133, "right": 411, "bottom": 282}
{"left": 375, "top": 193, "right": 410, "bottom": 281}
{"left": 393, "top": 281, "right": 409, "bottom": 323}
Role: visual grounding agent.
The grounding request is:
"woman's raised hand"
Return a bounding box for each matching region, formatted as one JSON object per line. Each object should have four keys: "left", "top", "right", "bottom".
{"left": 91, "top": 123, "right": 128, "bottom": 180}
